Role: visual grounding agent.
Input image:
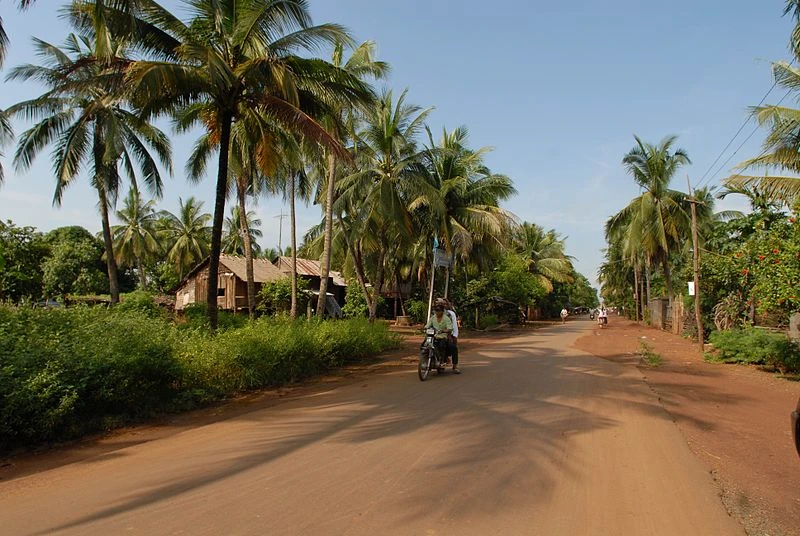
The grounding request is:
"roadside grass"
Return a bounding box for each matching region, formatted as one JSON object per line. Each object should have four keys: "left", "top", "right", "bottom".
{"left": 638, "top": 341, "right": 663, "bottom": 368}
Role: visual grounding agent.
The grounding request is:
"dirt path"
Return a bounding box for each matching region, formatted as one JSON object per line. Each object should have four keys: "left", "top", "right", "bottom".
{"left": 0, "top": 323, "right": 743, "bottom": 535}
{"left": 574, "top": 317, "right": 800, "bottom": 536}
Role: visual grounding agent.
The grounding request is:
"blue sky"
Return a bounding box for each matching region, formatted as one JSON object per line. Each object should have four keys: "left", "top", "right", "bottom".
{"left": 0, "top": 1, "right": 795, "bottom": 287}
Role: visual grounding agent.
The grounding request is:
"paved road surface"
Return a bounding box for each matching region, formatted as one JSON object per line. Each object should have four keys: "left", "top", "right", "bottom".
{"left": 0, "top": 322, "right": 743, "bottom": 535}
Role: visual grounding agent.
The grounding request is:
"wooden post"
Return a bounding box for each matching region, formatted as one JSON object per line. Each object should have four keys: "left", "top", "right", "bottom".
{"left": 686, "top": 178, "right": 704, "bottom": 347}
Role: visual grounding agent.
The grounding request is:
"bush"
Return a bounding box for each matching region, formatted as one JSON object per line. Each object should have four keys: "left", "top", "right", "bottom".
{"left": 117, "top": 290, "right": 161, "bottom": 318}
{"left": 708, "top": 327, "right": 800, "bottom": 373}
{"left": 405, "top": 299, "right": 427, "bottom": 324}
{"left": 181, "top": 302, "right": 246, "bottom": 331}
{"left": 0, "top": 306, "right": 181, "bottom": 451}
{"left": 481, "top": 314, "right": 499, "bottom": 329}
{"left": 0, "top": 305, "right": 399, "bottom": 454}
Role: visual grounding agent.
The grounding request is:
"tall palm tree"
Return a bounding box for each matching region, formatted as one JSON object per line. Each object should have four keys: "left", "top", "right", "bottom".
{"left": 112, "top": 187, "right": 159, "bottom": 288}
{"left": 415, "top": 126, "right": 517, "bottom": 264}
{"left": 159, "top": 196, "right": 211, "bottom": 279}
{"left": 514, "top": 222, "right": 574, "bottom": 293}
{"left": 105, "top": 0, "right": 373, "bottom": 328}
{"left": 6, "top": 32, "right": 171, "bottom": 304}
{"left": 316, "top": 41, "right": 389, "bottom": 318}
{"left": 223, "top": 206, "right": 262, "bottom": 256}
{"left": 337, "top": 89, "right": 432, "bottom": 320}
{"left": 606, "top": 135, "right": 691, "bottom": 304}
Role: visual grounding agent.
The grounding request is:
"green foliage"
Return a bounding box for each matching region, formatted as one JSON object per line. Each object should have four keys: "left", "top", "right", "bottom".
{"left": 481, "top": 314, "right": 499, "bottom": 329}
{"left": 708, "top": 327, "right": 800, "bottom": 373}
{"left": 182, "top": 303, "right": 246, "bottom": 331}
{"left": 404, "top": 299, "right": 427, "bottom": 324}
{"left": 0, "top": 220, "right": 47, "bottom": 302}
{"left": 257, "top": 278, "right": 311, "bottom": 316}
{"left": 0, "top": 305, "right": 399, "bottom": 453}
{"left": 638, "top": 341, "right": 663, "bottom": 367}
{"left": 117, "top": 291, "right": 161, "bottom": 318}
{"left": 0, "top": 306, "right": 181, "bottom": 451}
{"left": 342, "top": 280, "right": 384, "bottom": 318}
{"left": 41, "top": 228, "right": 107, "bottom": 299}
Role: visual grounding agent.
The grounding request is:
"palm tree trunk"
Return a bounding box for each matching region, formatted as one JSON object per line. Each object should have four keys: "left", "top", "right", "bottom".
{"left": 137, "top": 257, "right": 147, "bottom": 289}
{"left": 289, "top": 172, "right": 299, "bottom": 319}
{"left": 662, "top": 257, "right": 674, "bottom": 304}
{"left": 316, "top": 152, "right": 336, "bottom": 318}
{"left": 236, "top": 179, "right": 255, "bottom": 319}
{"left": 337, "top": 214, "right": 373, "bottom": 314}
{"left": 633, "top": 265, "right": 640, "bottom": 322}
{"left": 645, "top": 264, "right": 652, "bottom": 304}
{"left": 97, "top": 181, "right": 120, "bottom": 304}
{"left": 369, "top": 244, "right": 386, "bottom": 322}
{"left": 207, "top": 110, "right": 233, "bottom": 330}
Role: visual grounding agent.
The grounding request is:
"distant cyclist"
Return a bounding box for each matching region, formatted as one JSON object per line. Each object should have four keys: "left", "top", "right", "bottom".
{"left": 560, "top": 307, "right": 569, "bottom": 324}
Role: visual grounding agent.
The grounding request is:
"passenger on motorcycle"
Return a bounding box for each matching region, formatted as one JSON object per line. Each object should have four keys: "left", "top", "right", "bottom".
{"left": 425, "top": 303, "right": 452, "bottom": 363}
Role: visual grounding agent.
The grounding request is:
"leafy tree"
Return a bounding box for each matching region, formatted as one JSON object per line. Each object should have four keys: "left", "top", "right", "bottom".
{"left": 41, "top": 226, "right": 106, "bottom": 299}
{"left": 0, "top": 220, "right": 46, "bottom": 302}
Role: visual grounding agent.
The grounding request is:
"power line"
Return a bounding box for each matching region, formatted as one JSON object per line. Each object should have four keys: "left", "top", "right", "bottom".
{"left": 695, "top": 59, "right": 795, "bottom": 190}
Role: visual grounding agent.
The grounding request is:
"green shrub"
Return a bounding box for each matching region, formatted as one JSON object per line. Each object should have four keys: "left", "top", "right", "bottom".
{"left": 404, "top": 299, "right": 427, "bottom": 323}
{"left": 181, "top": 302, "right": 246, "bottom": 331}
{"left": 117, "top": 290, "right": 161, "bottom": 318}
{"left": 0, "top": 305, "right": 399, "bottom": 454}
{"left": 0, "top": 306, "right": 181, "bottom": 451}
{"left": 708, "top": 327, "right": 800, "bottom": 373}
{"left": 481, "top": 314, "right": 499, "bottom": 329}
{"left": 638, "top": 341, "right": 663, "bottom": 367}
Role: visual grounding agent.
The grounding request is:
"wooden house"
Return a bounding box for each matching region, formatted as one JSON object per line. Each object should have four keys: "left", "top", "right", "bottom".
{"left": 175, "top": 254, "right": 285, "bottom": 312}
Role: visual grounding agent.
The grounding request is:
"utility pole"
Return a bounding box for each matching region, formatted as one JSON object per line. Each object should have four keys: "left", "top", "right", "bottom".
{"left": 686, "top": 177, "right": 704, "bottom": 347}
{"left": 274, "top": 210, "right": 287, "bottom": 254}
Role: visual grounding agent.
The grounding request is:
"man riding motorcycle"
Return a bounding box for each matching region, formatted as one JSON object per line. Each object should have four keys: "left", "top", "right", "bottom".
{"left": 425, "top": 303, "right": 452, "bottom": 363}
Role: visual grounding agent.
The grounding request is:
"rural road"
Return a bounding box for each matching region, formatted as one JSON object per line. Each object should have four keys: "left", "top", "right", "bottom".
{"left": 0, "top": 321, "right": 744, "bottom": 535}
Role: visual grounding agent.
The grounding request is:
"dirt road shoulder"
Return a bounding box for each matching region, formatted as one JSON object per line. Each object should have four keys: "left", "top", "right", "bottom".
{"left": 574, "top": 319, "right": 800, "bottom": 536}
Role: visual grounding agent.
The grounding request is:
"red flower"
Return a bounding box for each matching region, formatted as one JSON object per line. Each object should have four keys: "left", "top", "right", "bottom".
{"left": 773, "top": 248, "right": 780, "bottom": 254}
{"left": 758, "top": 255, "right": 766, "bottom": 261}
{"left": 734, "top": 252, "right": 742, "bottom": 258}
{"left": 741, "top": 269, "right": 750, "bottom": 276}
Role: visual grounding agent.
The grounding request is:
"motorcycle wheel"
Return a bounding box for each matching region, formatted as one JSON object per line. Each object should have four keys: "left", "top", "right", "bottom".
{"left": 418, "top": 355, "right": 431, "bottom": 381}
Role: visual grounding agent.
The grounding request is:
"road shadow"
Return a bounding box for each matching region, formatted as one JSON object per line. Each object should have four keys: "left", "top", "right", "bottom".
{"left": 30, "top": 323, "right": 740, "bottom": 535}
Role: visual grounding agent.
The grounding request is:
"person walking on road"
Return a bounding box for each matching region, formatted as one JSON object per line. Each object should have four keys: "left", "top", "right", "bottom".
{"left": 560, "top": 307, "right": 569, "bottom": 324}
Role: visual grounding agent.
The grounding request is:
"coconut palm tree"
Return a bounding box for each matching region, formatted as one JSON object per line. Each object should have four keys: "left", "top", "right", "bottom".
{"left": 159, "top": 196, "right": 211, "bottom": 279}
{"left": 104, "top": 0, "right": 373, "bottom": 329}
{"left": 112, "top": 187, "right": 159, "bottom": 288}
{"left": 415, "top": 126, "right": 517, "bottom": 264}
{"left": 514, "top": 222, "right": 574, "bottom": 293}
{"left": 223, "top": 206, "right": 262, "bottom": 256}
{"left": 5, "top": 32, "right": 171, "bottom": 304}
{"left": 606, "top": 135, "right": 691, "bottom": 304}
{"left": 336, "top": 89, "right": 432, "bottom": 320}
{"left": 315, "top": 41, "right": 389, "bottom": 318}
{"left": 0, "top": 112, "right": 11, "bottom": 186}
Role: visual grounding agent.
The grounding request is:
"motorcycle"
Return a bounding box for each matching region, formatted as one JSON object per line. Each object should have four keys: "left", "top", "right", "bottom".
{"left": 418, "top": 328, "right": 449, "bottom": 381}
{"left": 597, "top": 315, "right": 608, "bottom": 328}
{"left": 589, "top": 310, "right": 596, "bottom": 321}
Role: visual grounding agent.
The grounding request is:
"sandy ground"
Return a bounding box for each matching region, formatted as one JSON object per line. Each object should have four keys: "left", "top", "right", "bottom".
{"left": 0, "top": 322, "right": 745, "bottom": 535}
{"left": 574, "top": 317, "right": 800, "bottom": 536}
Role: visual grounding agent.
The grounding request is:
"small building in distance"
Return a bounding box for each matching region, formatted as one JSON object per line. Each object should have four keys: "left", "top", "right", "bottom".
{"left": 175, "top": 254, "right": 285, "bottom": 312}
{"left": 273, "top": 256, "right": 347, "bottom": 315}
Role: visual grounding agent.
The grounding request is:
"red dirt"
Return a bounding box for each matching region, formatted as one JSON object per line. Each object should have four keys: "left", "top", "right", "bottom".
{"left": 574, "top": 318, "right": 800, "bottom": 536}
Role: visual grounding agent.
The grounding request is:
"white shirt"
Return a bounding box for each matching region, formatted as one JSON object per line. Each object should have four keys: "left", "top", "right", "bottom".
{"left": 446, "top": 309, "right": 459, "bottom": 338}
